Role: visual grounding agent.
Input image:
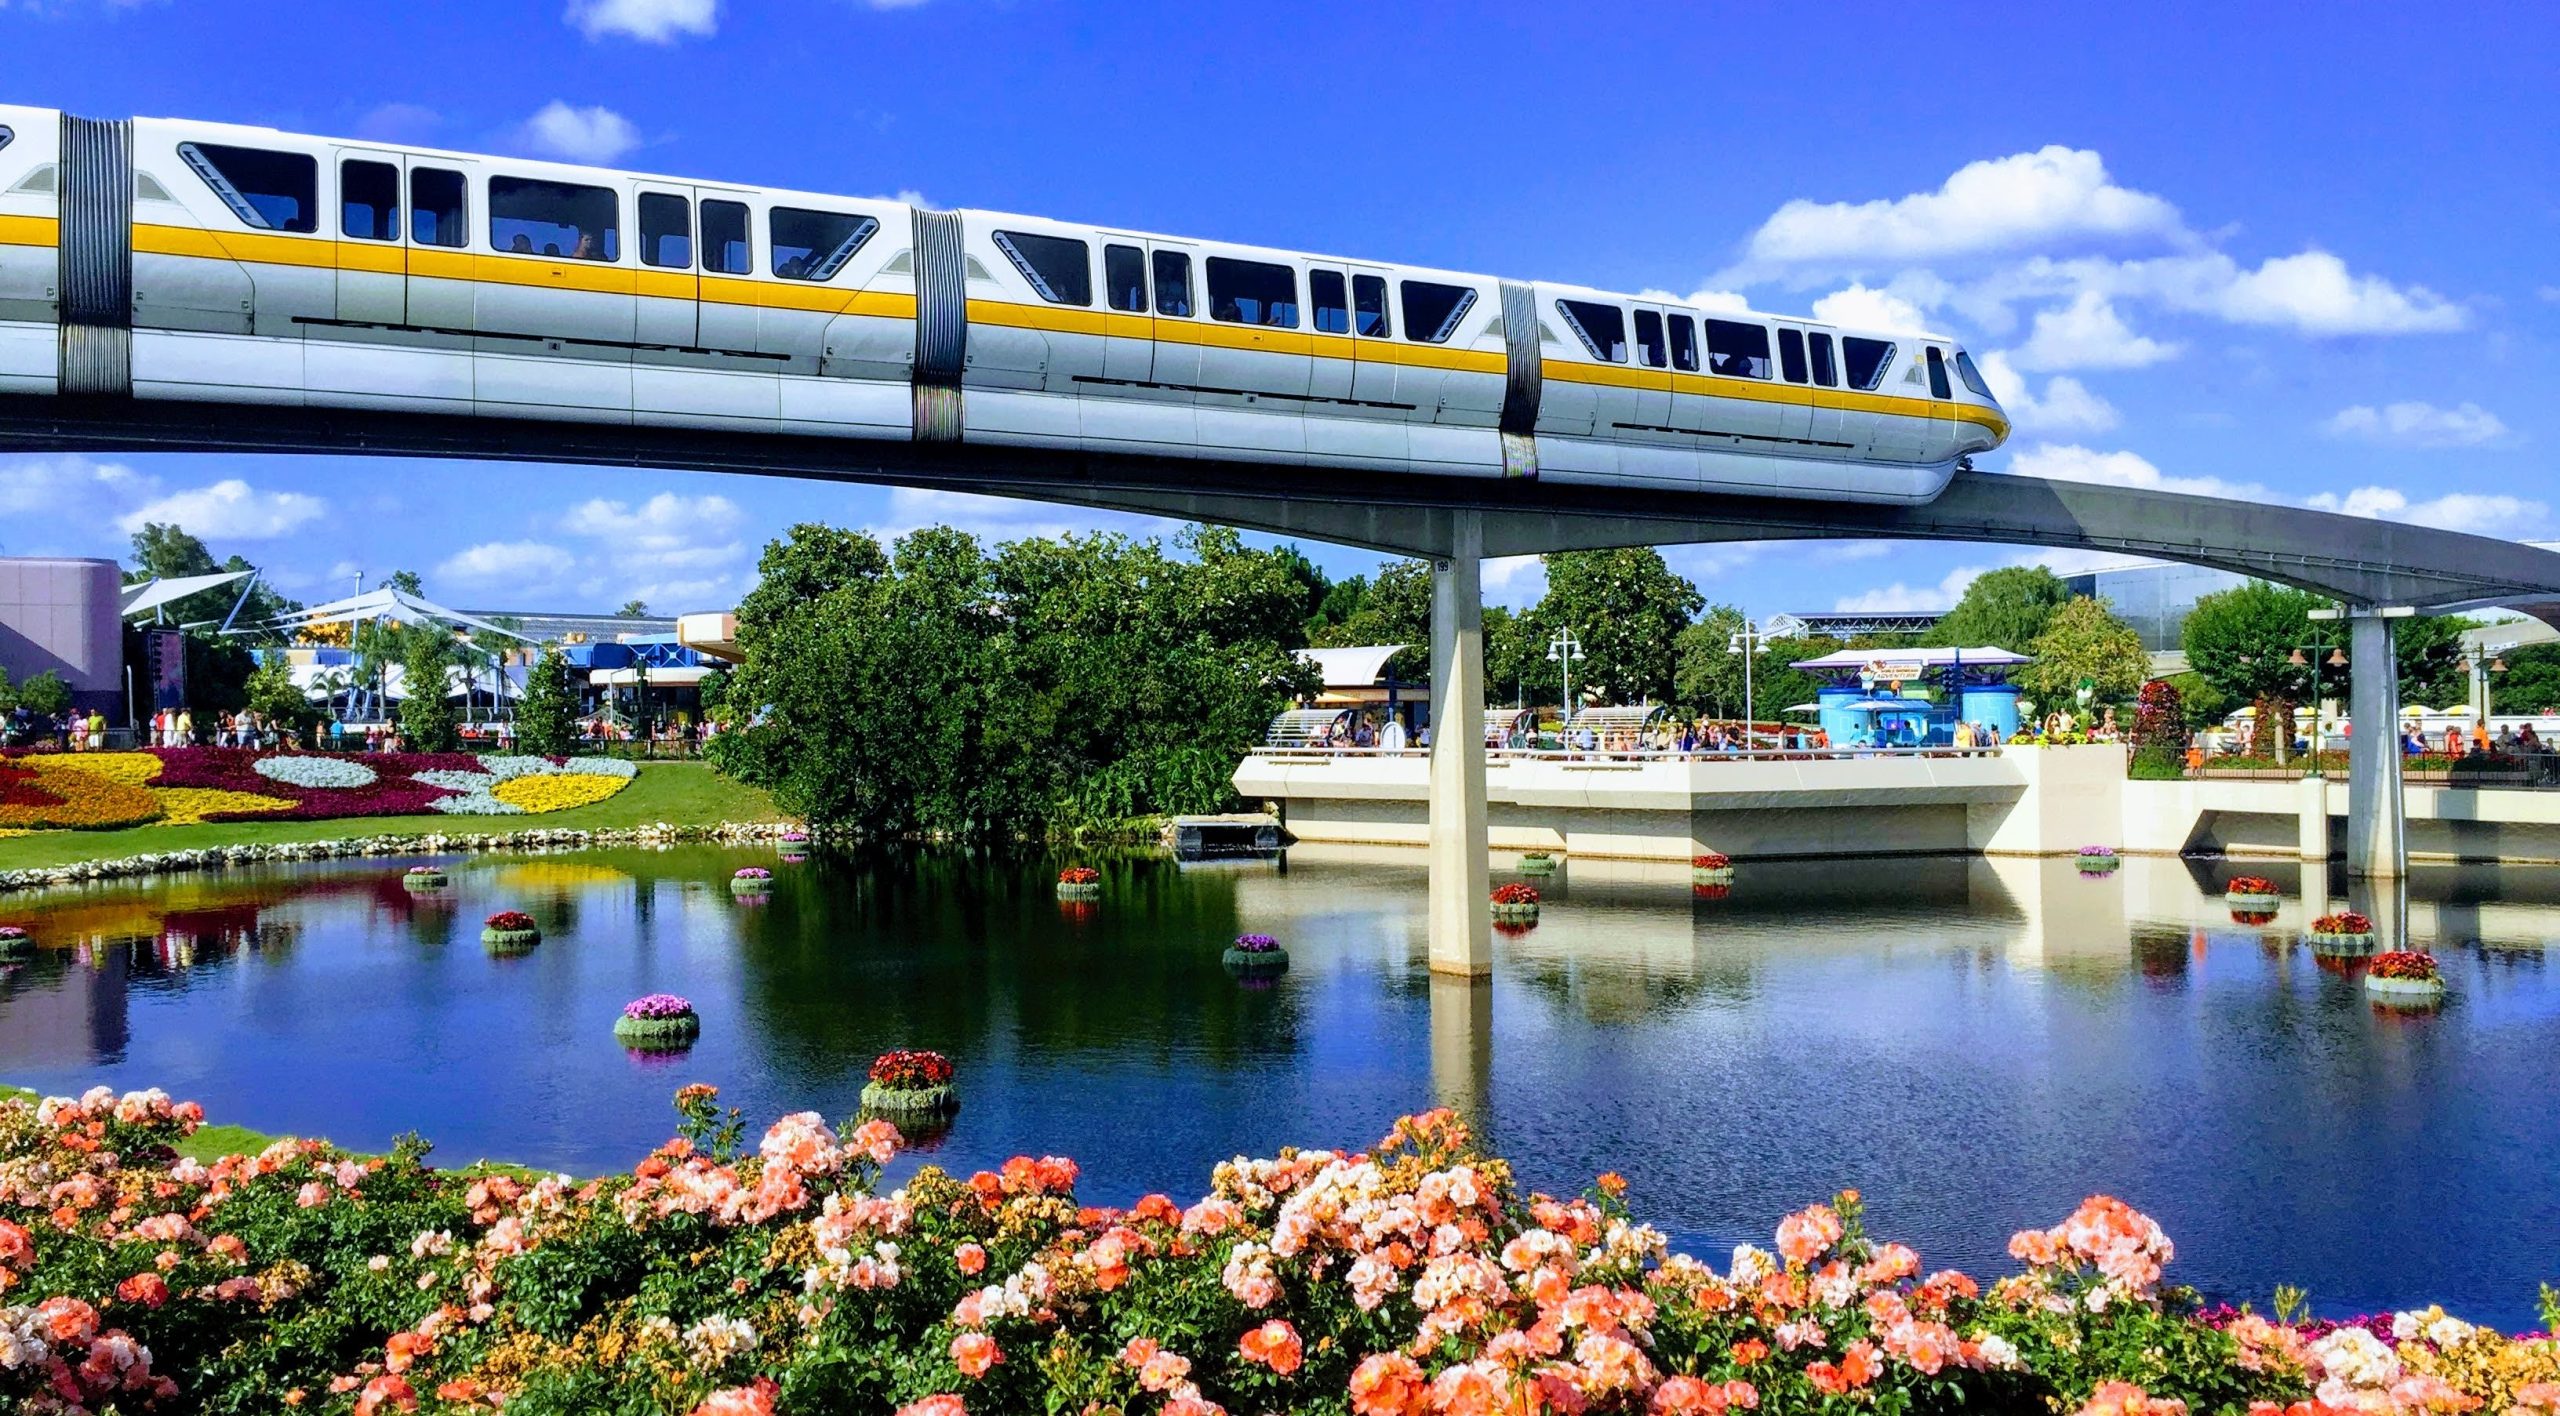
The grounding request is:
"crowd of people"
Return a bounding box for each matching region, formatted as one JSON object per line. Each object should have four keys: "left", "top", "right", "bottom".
{"left": 2, "top": 704, "right": 110, "bottom": 751}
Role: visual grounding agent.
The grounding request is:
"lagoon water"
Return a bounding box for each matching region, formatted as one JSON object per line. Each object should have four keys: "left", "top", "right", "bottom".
{"left": 2, "top": 846, "right": 2555, "bottom": 1328}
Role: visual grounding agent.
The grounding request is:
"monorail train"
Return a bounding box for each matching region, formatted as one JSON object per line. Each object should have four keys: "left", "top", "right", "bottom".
{"left": 0, "top": 107, "right": 2007, "bottom": 502}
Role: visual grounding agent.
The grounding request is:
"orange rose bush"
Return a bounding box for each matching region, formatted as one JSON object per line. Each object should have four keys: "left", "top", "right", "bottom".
{"left": 3, "top": 1085, "right": 2554, "bottom": 1415}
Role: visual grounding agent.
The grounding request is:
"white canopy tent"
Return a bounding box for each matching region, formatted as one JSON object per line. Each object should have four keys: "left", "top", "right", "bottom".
{"left": 267, "top": 587, "right": 530, "bottom": 642}
{"left": 120, "top": 569, "right": 255, "bottom": 621}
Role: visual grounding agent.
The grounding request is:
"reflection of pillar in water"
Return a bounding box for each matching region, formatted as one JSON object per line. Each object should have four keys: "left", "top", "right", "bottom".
{"left": 2302, "top": 860, "right": 2332, "bottom": 918}
{"left": 1428, "top": 973, "right": 1492, "bottom": 1129}
{"left": 2348, "top": 874, "right": 2410, "bottom": 953}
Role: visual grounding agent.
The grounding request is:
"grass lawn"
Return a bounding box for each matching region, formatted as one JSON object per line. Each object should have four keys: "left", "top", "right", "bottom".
{"left": 0, "top": 761, "right": 785, "bottom": 872}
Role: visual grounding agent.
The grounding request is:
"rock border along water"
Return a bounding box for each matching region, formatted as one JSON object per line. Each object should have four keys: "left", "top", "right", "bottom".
{"left": 0, "top": 822, "right": 798, "bottom": 895}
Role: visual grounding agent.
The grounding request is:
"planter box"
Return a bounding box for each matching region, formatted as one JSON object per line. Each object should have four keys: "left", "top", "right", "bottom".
{"left": 1056, "top": 882, "right": 1102, "bottom": 900}
{"left": 480, "top": 926, "right": 542, "bottom": 955}
{"left": 1222, "top": 946, "right": 1290, "bottom": 974}
{"left": 614, "top": 1012, "right": 701, "bottom": 1049}
{"left": 2225, "top": 890, "right": 2281, "bottom": 908}
{"left": 2306, "top": 931, "right": 2376, "bottom": 956}
{"left": 2365, "top": 974, "right": 2445, "bottom": 1003}
{"left": 859, "top": 1082, "right": 957, "bottom": 1116}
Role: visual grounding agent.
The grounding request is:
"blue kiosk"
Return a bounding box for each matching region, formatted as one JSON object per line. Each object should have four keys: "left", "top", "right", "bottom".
{"left": 1787, "top": 647, "right": 2029, "bottom": 747}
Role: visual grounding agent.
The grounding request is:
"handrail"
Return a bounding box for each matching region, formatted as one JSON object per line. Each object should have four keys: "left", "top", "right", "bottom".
{"left": 1245, "top": 744, "right": 2006, "bottom": 764}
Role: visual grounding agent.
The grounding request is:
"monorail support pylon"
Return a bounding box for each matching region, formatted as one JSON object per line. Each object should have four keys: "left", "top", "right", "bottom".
{"left": 1427, "top": 511, "right": 1492, "bottom": 977}
{"left": 2345, "top": 608, "right": 2409, "bottom": 879}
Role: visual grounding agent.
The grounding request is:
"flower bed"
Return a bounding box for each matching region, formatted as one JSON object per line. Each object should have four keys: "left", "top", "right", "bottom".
{"left": 252, "top": 754, "right": 379, "bottom": 790}
{"left": 4, "top": 1084, "right": 2554, "bottom": 1416}
{"left": 1222, "top": 931, "right": 1289, "bottom": 974}
{"left": 0, "top": 759, "right": 163, "bottom": 831}
{"left": 0, "top": 747, "right": 639, "bottom": 829}
{"left": 480, "top": 909, "right": 542, "bottom": 954}
{"left": 2366, "top": 950, "right": 2447, "bottom": 1004}
{"left": 2225, "top": 875, "right": 2282, "bottom": 907}
{"left": 1693, "top": 851, "right": 1734, "bottom": 883}
{"left": 1490, "top": 881, "right": 1541, "bottom": 923}
{"left": 2308, "top": 911, "right": 2378, "bottom": 954}
{"left": 613, "top": 993, "right": 700, "bottom": 1049}
{"left": 859, "top": 1048, "right": 958, "bottom": 1115}
{"left": 1056, "top": 865, "right": 1102, "bottom": 900}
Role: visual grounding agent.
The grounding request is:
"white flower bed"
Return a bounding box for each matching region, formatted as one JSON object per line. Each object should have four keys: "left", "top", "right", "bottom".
{"left": 472, "top": 756, "right": 558, "bottom": 781}
{"left": 415, "top": 769, "right": 500, "bottom": 792}
{"left": 429, "top": 791, "right": 524, "bottom": 816}
{"left": 253, "top": 755, "right": 379, "bottom": 790}
{"left": 559, "top": 757, "right": 638, "bottom": 779}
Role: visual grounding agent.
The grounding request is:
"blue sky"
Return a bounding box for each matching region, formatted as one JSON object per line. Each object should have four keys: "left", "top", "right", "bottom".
{"left": 2, "top": 1, "right": 2554, "bottom": 615}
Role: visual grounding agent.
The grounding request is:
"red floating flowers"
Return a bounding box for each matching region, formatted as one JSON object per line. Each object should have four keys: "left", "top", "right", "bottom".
{"left": 2311, "top": 912, "right": 2372, "bottom": 935}
{"left": 2368, "top": 951, "right": 2440, "bottom": 981}
{"left": 1490, "top": 883, "right": 1540, "bottom": 906}
{"left": 870, "top": 1049, "right": 954, "bottom": 1089}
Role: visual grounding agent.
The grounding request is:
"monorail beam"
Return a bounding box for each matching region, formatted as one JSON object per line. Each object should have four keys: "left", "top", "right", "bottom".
{"left": 1427, "top": 512, "right": 1492, "bottom": 978}
{"left": 2345, "top": 611, "right": 2408, "bottom": 879}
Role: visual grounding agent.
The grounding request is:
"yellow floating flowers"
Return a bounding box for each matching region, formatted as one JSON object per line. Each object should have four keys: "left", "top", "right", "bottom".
{"left": 491, "top": 772, "right": 630, "bottom": 813}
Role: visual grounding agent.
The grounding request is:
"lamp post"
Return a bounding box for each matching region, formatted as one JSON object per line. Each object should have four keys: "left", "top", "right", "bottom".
{"left": 2301, "top": 607, "right": 2352, "bottom": 776}
{"left": 1546, "top": 628, "right": 1584, "bottom": 740}
{"left": 1727, "top": 618, "right": 1777, "bottom": 751}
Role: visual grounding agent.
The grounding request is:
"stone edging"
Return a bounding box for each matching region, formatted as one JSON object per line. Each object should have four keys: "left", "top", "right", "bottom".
{"left": 0, "top": 821, "right": 798, "bottom": 895}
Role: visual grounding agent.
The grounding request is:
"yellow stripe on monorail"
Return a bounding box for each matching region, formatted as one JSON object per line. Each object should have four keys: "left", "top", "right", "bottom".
{"left": 0, "top": 214, "right": 59, "bottom": 249}
{"left": 1541, "top": 358, "right": 2009, "bottom": 436}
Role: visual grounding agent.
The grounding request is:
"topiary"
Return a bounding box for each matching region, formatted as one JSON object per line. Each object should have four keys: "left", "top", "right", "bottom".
{"left": 2129, "top": 744, "right": 2186, "bottom": 780}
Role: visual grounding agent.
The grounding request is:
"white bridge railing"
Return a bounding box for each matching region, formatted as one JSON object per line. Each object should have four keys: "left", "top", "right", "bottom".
{"left": 1248, "top": 744, "right": 2008, "bottom": 765}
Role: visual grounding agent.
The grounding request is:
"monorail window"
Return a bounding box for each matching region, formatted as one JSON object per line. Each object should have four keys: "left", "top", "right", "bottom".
{"left": 0, "top": 128, "right": 11, "bottom": 155}
{"left": 1311, "top": 270, "right": 1350, "bottom": 334}
{"left": 410, "top": 168, "right": 466, "bottom": 248}
{"left": 995, "top": 230, "right": 1092, "bottom": 305}
{"left": 701, "top": 200, "right": 750, "bottom": 275}
{"left": 1925, "top": 347, "right": 1952, "bottom": 400}
{"left": 490, "top": 177, "right": 618, "bottom": 261}
{"left": 178, "top": 143, "right": 316, "bottom": 233}
{"left": 1842, "top": 336, "right": 1894, "bottom": 391}
{"left": 1634, "top": 310, "right": 1667, "bottom": 368}
{"left": 1809, "top": 332, "right": 1838, "bottom": 387}
{"left": 1778, "top": 328, "right": 1809, "bottom": 384}
{"left": 639, "top": 193, "right": 692, "bottom": 269}
{"left": 1353, "top": 275, "right": 1389, "bottom": 337}
{"left": 1954, "top": 350, "right": 1994, "bottom": 399}
{"left": 1104, "top": 244, "right": 1147, "bottom": 313}
{"left": 1401, "top": 281, "right": 1477, "bottom": 344}
{"left": 340, "top": 160, "right": 399, "bottom": 242}
{"left": 1556, "top": 299, "right": 1627, "bottom": 362}
{"left": 1153, "top": 250, "right": 1192, "bottom": 317}
{"left": 1704, "top": 319, "right": 1771, "bottom": 379}
{"left": 1668, "top": 315, "right": 1699, "bottom": 372}
{"left": 1207, "top": 257, "right": 1298, "bottom": 327}
{"left": 772, "top": 207, "right": 877, "bottom": 282}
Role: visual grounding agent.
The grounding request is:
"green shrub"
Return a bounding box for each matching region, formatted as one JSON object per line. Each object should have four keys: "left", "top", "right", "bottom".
{"left": 2129, "top": 745, "right": 2186, "bottom": 780}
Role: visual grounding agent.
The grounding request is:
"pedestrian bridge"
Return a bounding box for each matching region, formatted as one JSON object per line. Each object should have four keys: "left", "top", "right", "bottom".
{"left": 9, "top": 394, "right": 2560, "bottom": 975}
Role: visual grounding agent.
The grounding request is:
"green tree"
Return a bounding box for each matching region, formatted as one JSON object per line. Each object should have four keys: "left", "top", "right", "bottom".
{"left": 2183, "top": 581, "right": 2324, "bottom": 756}
{"left": 244, "top": 655, "right": 315, "bottom": 741}
{"left": 1922, "top": 566, "right": 2073, "bottom": 652}
{"left": 1311, "top": 558, "right": 1432, "bottom": 682}
{"left": 2491, "top": 642, "right": 2560, "bottom": 715}
{"left": 2019, "top": 596, "right": 2151, "bottom": 711}
{"left": 1530, "top": 548, "right": 1702, "bottom": 706}
{"left": 617, "top": 598, "right": 652, "bottom": 619}
{"left": 697, "top": 666, "right": 731, "bottom": 719}
{"left": 125, "top": 523, "right": 300, "bottom": 642}
{"left": 1482, "top": 605, "right": 1557, "bottom": 712}
{"left": 15, "top": 669, "right": 71, "bottom": 718}
{"left": 1673, "top": 606, "right": 1834, "bottom": 722}
{"left": 397, "top": 629, "right": 462, "bottom": 752}
{"left": 387, "top": 570, "right": 426, "bottom": 597}
{"left": 515, "top": 643, "right": 584, "bottom": 756}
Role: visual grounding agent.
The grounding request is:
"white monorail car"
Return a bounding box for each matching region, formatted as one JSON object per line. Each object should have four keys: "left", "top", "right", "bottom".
{"left": 0, "top": 107, "right": 2008, "bottom": 502}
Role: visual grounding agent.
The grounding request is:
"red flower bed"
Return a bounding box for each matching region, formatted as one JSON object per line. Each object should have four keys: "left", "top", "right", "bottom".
{"left": 144, "top": 747, "right": 457, "bottom": 821}
{"left": 2311, "top": 911, "right": 2372, "bottom": 935}
{"left": 2227, "top": 876, "right": 2280, "bottom": 896}
{"left": 2368, "top": 950, "right": 2440, "bottom": 981}
{"left": 870, "top": 1049, "right": 954, "bottom": 1089}
{"left": 1491, "top": 883, "right": 1540, "bottom": 905}
{"left": 1057, "top": 866, "right": 1100, "bottom": 884}
{"left": 1693, "top": 851, "right": 1731, "bottom": 870}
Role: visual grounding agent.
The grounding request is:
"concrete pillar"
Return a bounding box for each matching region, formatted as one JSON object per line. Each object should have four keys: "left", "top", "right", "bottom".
{"left": 1427, "top": 512, "right": 1491, "bottom": 976}
{"left": 2296, "top": 771, "right": 2329, "bottom": 861}
{"left": 2345, "top": 611, "right": 2406, "bottom": 879}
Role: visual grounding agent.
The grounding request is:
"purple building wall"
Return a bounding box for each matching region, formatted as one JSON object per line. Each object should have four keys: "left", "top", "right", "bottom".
{"left": 0, "top": 557, "right": 124, "bottom": 716}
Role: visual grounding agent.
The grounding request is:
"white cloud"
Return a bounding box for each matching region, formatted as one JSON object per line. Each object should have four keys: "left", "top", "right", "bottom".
{"left": 512, "top": 101, "right": 642, "bottom": 164}
{"left": 354, "top": 102, "right": 440, "bottom": 143}
{"left": 1833, "top": 565, "right": 1987, "bottom": 614}
{"left": 2302, "top": 487, "right": 2545, "bottom": 537}
{"left": 567, "top": 0, "right": 716, "bottom": 42}
{"left": 1635, "top": 287, "right": 1753, "bottom": 315}
{"left": 436, "top": 540, "right": 571, "bottom": 588}
{"left": 2322, "top": 400, "right": 2508, "bottom": 448}
{"left": 1814, "top": 541, "right": 1896, "bottom": 563}
{"left": 2212, "top": 250, "right": 2464, "bottom": 335}
{"left": 2002, "top": 442, "right": 2269, "bottom": 501}
{"left": 0, "top": 454, "right": 148, "bottom": 520}
{"left": 1740, "top": 147, "right": 2184, "bottom": 271}
{"left": 2011, "top": 292, "right": 2180, "bottom": 371}
{"left": 864, "top": 487, "right": 1174, "bottom": 547}
{"left": 561, "top": 490, "right": 741, "bottom": 546}
{"left": 1481, "top": 555, "right": 1544, "bottom": 608}
{"left": 1974, "top": 352, "right": 2119, "bottom": 435}
{"left": 117, "top": 478, "right": 324, "bottom": 539}
{"left": 1810, "top": 283, "right": 1930, "bottom": 334}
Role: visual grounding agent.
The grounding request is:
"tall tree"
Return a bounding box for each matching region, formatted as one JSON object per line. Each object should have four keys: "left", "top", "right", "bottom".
{"left": 125, "top": 523, "right": 299, "bottom": 640}
{"left": 617, "top": 599, "right": 652, "bottom": 618}
{"left": 1922, "top": 566, "right": 2073, "bottom": 652}
{"left": 386, "top": 569, "right": 426, "bottom": 597}
{"left": 2182, "top": 580, "right": 2323, "bottom": 755}
{"left": 1310, "top": 558, "right": 1432, "bottom": 682}
{"left": 1673, "top": 607, "right": 1834, "bottom": 722}
{"left": 1530, "top": 548, "right": 1702, "bottom": 706}
{"left": 2491, "top": 642, "right": 2560, "bottom": 715}
{"left": 514, "top": 642, "right": 583, "bottom": 755}
{"left": 244, "top": 655, "right": 315, "bottom": 741}
{"left": 397, "top": 629, "right": 462, "bottom": 752}
{"left": 2019, "top": 596, "right": 2151, "bottom": 711}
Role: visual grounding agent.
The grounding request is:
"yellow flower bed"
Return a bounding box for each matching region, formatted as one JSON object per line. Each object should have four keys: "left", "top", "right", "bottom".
{"left": 26, "top": 752, "right": 164, "bottom": 786}
{"left": 152, "top": 787, "right": 297, "bottom": 825}
{"left": 0, "top": 760, "right": 163, "bottom": 830}
{"left": 491, "top": 772, "right": 630, "bottom": 814}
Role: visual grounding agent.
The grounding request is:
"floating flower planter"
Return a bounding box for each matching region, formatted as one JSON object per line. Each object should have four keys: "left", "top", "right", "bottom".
{"left": 1489, "top": 883, "right": 1541, "bottom": 924}
{"left": 2306, "top": 911, "right": 2377, "bottom": 956}
{"left": 2365, "top": 951, "right": 2446, "bottom": 1007}
{"left": 859, "top": 1048, "right": 957, "bottom": 1117}
{"left": 1223, "top": 932, "right": 1290, "bottom": 974}
{"left": 614, "top": 993, "right": 700, "bottom": 1050}
{"left": 730, "top": 866, "right": 773, "bottom": 895}
{"left": 1517, "top": 850, "right": 1558, "bottom": 876}
{"left": 2224, "top": 875, "right": 2281, "bottom": 909}
{"left": 1055, "top": 865, "right": 1102, "bottom": 901}
{"left": 1692, "top": 852, "right": 1734, "bottom": 885}
{"left": 480, "top": 909, "right": 542, "bottom": 955}
{"left": 2077, "top": 846, "right": 2121, "bottom": 874}
{"left": 401, "top": 865, "right": 450, "bottom": 891}
{"left": 2232, "top": 909, "right": 2278, "bottom": 927}
{"left": 0, "top": 925, "right": 29, "bottom": 961}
